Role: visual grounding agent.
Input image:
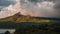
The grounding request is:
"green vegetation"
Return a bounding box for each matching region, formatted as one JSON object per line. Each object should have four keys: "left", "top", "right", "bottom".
{"left": 13, "top": 22, "right": 60, "bottom": 34}
{"left": 0, "top": 22, "right": 60, "bottom": 34}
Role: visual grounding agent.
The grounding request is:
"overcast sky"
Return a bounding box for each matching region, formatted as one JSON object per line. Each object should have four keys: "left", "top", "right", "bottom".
{"left": 0, "top": 0, "right": 60, "bottom": 18}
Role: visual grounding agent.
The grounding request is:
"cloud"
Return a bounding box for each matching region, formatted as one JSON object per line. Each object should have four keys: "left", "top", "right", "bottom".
{"left": 20, "top": 0, "right": 60, "bottom": 18}
{"left": 0, "top": 0, "right": 16, "bottom": 11}
{"left": 0, "top": 0, "right": 16, "bottom": 6}
{"left": 0, "top": 0, "right": 60, "bottom": 18}
{"left": 0, "top": 0, "right": 20, "bottom": 18}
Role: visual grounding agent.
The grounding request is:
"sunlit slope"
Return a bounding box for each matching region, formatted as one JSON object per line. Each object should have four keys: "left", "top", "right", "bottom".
{"left": 0, "top": 12, "right": 59, "bottom": 22}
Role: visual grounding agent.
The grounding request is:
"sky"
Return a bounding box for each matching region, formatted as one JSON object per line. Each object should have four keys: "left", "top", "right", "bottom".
{"left": 0, "top": 0, "right": 60, "bottom": 18}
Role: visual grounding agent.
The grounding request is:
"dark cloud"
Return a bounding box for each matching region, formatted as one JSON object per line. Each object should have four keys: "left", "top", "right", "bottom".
{"left": 0, "top": 0, "right": 16, "bottom": 6}
{"left": 28, "top": 0, "right": 39, "bottom": 2}
{"left": 20, "top": 0, "right": 60, "bottom": 18}
{"left": 54, "top": 2, "right": 60, "bottom": 9}
{"left": 0, "top": 0, "right": 16, "bottom": 11}
{"left": 28, "top": 0, "right": 56, "bottom": 2}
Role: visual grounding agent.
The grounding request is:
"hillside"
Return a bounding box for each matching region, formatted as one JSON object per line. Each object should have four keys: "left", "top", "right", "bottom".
{"left": 0, "top": 12, "right": 60, "bottom": 22}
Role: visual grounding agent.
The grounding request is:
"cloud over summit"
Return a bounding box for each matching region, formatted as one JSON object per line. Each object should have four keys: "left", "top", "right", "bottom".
{"left": 0, "top": 0, "right": 60, "bottom": 18}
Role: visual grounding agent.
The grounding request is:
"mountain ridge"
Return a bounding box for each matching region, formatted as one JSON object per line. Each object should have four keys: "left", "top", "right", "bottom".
{"left": 0, "top": 12, "right": 60, "bottom": 22}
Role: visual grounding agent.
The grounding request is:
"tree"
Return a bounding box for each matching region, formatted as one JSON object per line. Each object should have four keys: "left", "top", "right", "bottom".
{"left": 4, "top": 31, "right": 10, "bottom": 34}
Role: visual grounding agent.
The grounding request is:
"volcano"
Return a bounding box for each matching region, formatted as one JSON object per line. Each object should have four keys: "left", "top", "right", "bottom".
{"left": 0, "top": 12, "right": 60, "bottom": 22}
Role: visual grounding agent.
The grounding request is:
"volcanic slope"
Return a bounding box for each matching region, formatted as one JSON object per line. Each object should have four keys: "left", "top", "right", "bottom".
{"left": 0, "top": 12, "right": 59, "bottom": 22}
